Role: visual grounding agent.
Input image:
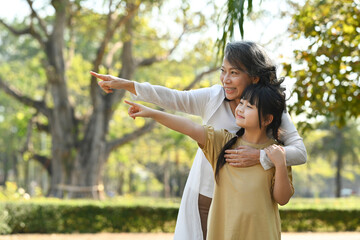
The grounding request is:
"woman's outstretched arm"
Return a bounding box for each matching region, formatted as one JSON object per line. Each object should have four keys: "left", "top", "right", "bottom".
{"left": 125, "top": 100, "right": 206, "bottom": 146}
{"left": 91, "top": 71, "right": 217, "bottom": 117}
{"left": 90, "top": 71, "right": 137, "bottom": 94}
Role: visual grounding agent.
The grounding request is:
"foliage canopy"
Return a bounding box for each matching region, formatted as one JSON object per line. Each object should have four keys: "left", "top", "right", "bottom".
{"left": 284, "top": 0, "right": 360, "bottom": 130}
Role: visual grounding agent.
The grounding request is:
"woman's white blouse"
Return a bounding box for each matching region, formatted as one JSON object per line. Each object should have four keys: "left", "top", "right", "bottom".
{"left": 131, "top": 82, "right": 307, "bottom": 240}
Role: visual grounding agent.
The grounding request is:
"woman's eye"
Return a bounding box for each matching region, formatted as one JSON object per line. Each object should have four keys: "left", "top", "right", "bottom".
{"left": 231, "top": 71, "right": 238, "bottom": 74}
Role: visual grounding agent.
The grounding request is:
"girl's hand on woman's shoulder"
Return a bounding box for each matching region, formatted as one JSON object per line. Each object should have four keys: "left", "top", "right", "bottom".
{"left": 264, "top": 145, "right": 286, "bottom": 168}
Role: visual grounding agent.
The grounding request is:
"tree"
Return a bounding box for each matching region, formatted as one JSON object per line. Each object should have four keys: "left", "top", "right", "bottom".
{"left": 283, "top": 0, "right": 360, "bottom": 197}
{"left": 283, "top": 0, "right": 360, "bottom": 130}
{"left": 0, "top": 0, "right": 217, "bottom": 198}
{"left": 303, "top": 120, "right": 360, "bottom": 197}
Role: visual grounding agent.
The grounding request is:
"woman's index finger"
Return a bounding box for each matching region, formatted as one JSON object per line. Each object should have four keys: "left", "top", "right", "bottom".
{"left": 90, "top": 71, "right": 110, "bottom": 81}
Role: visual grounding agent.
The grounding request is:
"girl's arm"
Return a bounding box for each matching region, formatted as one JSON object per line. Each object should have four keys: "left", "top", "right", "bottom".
{"left": 125, "top": 100, "right": 206, "bottom": 146}
{"left": 264, "top": 144, "right": 294, "bottom": 205}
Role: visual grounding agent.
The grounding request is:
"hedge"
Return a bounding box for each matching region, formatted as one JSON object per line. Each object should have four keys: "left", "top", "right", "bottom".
{"left": 0, "top": 202, "right": 359, "bottom": 234}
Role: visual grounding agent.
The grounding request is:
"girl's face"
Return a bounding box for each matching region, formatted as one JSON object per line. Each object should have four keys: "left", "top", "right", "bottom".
{"left": 235, "top": 99, "right": 260, "bottom": 129}
{"left": 220, "top": 58, "right": 256, "bottom": 102}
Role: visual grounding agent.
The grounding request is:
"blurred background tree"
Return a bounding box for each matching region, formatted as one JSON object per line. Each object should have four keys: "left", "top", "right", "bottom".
{"left": 283, "top": 0, "right": 360, "bottom": 197}
{"left": 0, "top": 0, "right": 359, "bottom": 200}
{"left": 0, "top": 0, "right": 218, "bottom": 198}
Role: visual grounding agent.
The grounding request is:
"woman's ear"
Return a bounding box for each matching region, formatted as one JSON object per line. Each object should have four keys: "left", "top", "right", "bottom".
{"left": 263, "top": 114, "right": 274, "bottom": 126}
{"left": 252, "top": 76, "right": 260, "bottom": 84}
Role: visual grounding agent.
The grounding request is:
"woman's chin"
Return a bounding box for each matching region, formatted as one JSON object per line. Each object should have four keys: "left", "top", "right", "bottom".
{"left": 225, "top": 94, "right": 239, "bottom": 101}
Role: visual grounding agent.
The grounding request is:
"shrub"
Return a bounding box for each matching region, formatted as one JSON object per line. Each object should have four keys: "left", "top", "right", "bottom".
{"left": 0, "top": 199, "right": 359, "bottom": 234}
{"left": 0, "top": 201, "right": 178, "bottom": 234}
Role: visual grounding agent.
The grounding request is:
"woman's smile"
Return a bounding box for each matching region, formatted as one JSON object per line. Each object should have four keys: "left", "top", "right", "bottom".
{"left": 224, "top": 87, "right": 238, "bottom": 94}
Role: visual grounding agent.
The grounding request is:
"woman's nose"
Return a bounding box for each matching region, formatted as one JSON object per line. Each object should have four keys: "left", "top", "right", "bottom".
{"left": 223, "top": 73, "right": 231, "bottom": 83}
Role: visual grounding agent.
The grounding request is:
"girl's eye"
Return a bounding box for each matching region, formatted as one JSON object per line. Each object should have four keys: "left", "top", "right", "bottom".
{"left": 247, "top": 105, "right": 253, "bottom": 109}
{"left": 231, "top": 71, "right": 238, "bottom": 74}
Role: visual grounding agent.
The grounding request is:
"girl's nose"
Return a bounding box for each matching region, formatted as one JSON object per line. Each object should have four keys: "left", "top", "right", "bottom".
{"left": 236, "top": 104, "right": 243, "bottom": 113}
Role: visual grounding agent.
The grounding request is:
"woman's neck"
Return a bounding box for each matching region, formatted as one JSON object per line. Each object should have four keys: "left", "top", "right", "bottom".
{"left": 241, "top": 128, "right": 270, "bottom": 145}
{"left": 229, "top": 99, "right": 241, "bottom": 116}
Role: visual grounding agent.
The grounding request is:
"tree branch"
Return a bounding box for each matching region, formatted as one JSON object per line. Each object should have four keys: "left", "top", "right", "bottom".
{"left": 35, "top": 122, "right": 50, "bottom": 133}
{"left": 20, "top": 114, "right": 37, "bottom": 154}
{"left": 104, "top": 42, "right": 123, "bottom": 69}
{"left": 0, "top": 19, "right": 46, "bottom": 48}
{"left": 0, "top": 77, "right": 50, "bottom": 117}
{"left": 33, "top": 154, "right": 52, "bottom": 175}
{"left": 107, "top": 120, "right": 157, "bottom": 152}
{"left": 137, "top": 22, "right": 187, "bottom": 67}
{"left": 26, "top": 0, "right": 49, "bottom": 36}
{"left": 18, "top": 114, "right": 51, "bottom": 175}
{"left": 184, "top": 66, "right": 220, "bottom": 90}
{"left": 92, "top": 2, "right": 141, "bottom": 70}
{"left": 91, "top": 2, "right": 141, "bottom": 108}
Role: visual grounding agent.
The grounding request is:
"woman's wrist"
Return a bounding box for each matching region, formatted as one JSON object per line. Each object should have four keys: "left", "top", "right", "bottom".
{"left": 116, "top": 79, "right": 136, "bottom": 94}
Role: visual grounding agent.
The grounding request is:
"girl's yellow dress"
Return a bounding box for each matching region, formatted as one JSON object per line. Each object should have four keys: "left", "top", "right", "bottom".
{"left": 200, "top": 126, "right": 294, "bottom": 240}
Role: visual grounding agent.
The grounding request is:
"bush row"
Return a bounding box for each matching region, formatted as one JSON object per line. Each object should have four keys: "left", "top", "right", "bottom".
{"left": 0, "top": 202, "right": 359, "bottom": 234}
{"left": 280, "top": 209, "right": 360, "bottom": 232}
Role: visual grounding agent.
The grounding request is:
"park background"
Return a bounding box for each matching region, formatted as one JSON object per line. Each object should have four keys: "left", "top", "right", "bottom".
{"left": 0, "top": 0, "right": 359, "bottom": 235}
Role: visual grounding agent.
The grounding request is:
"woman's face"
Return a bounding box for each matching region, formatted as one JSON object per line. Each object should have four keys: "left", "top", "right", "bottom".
{"left": 220, "top": 58, "right": 256, "bottom": 102}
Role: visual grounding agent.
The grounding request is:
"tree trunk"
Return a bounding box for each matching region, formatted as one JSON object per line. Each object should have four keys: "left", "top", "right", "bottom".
{"left": 335, "top": 128, "right": 344, "bottom": 198}
{"left": 117, "top": 168, "right": 124, "bottom": 196}
{"left": 0, "top": 154, "right": 7, "bottom": 185}
{"left": 68, "top": 111, "right": 108, "bottom": 198}
{"left": 163, "top": 153, "right": 171, "bottom": 198}
{"left": 45, "top": 0, "right": 77, "bottom": 198}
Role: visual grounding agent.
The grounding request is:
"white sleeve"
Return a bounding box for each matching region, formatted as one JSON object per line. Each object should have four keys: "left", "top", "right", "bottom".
{"left": 131, "top": 82, "right": 213, "bottom": 117}
{"left": 260, "top": 112, "right": 307, "bottom": 170}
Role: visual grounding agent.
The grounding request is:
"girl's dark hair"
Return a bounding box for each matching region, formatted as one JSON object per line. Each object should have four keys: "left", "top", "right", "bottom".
{"left": 224, "top": 41, "right": 279, "bottom": 85}
{"left": 215, "top": 82, "right": 286, "bottom": 183}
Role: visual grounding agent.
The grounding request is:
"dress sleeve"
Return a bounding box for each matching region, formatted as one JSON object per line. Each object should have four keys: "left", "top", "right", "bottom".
{"left": 199, "top": 126, "right": 233, "bottom": 170}
{"left": 131, "top": 82, "right": 215, "bottom": 118}
{"left": 260, "top": 112, "right": 307, "bottom": 170}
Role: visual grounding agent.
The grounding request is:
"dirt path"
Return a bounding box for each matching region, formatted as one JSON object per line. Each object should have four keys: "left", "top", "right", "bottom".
{"left": 0, "top": 232, "right": 359, "bottom": 240}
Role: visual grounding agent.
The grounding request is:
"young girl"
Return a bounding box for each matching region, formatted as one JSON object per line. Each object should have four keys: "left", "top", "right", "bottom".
{"left": 125, "top": 82, "right": 294, "bottom": 240}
